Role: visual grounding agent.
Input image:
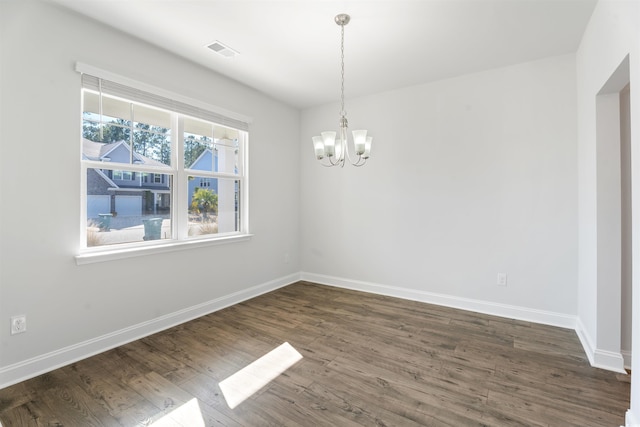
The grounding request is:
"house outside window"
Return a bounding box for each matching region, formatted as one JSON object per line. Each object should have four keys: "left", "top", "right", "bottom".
{"left": 78, "top": 65, "right": 250, "bottom": 257}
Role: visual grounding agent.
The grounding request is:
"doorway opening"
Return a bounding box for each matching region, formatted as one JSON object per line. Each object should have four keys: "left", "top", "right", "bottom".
{"left": 595, "top": 55, "right": 631, "bottom": 372}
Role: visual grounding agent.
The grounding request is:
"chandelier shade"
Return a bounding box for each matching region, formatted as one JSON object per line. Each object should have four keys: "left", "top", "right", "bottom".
{"left": 311, "top": 14, "right": 372, "bottom": 167}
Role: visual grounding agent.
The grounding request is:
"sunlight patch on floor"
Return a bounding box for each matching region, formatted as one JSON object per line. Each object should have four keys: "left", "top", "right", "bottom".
{"left": 150, "top": 398, "right": 205, "bottom": 427}
{"left": 219, "top": 342, "right": 303, "bottom": 409}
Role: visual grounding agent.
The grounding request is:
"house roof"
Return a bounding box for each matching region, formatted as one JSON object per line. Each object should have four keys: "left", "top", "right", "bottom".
{"left": 82, "top": 138, "right": 108, "bottom": 160}
{"left": 93, "top": 168, "right": 118, "bottom": 189}
{"left": 82, "top": 138, "right": 167, "bottom": 168}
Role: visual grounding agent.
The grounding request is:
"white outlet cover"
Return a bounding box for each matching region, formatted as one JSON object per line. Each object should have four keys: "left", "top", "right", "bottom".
{"left": 10, "top": 315, "right": 26, "bottom": 334}
{"left": 497, "top": 273, "right": 508, "bottom": 286}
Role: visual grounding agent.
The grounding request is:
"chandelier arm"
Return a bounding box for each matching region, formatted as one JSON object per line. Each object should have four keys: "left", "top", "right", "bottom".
{"left": 318, "top": 154, "right": 339, "bottom": 167}
{"left": 345, "top": 146, "right": 366, "bottom": 167}
{"left": 354, "top": 153, "right": 367, "bottom": 166}
{"left": 341, "top": 133, "right": 366, "bottom": 167}
{"left": 342, "top": 139, "right": 354, "bottom": 164}
{"left": 336, "top": 123, "right": 367, "bottom": 167}
{"left": 328, "top": 151, "right": 342, "bottom": 167}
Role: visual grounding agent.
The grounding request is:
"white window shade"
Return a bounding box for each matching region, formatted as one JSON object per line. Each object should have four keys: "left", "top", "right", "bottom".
{"left": 183, "top": 116, "right": 239, "bottom": 141}
{"left": 77, "top": 63, "right": 250, "bottom": 132}
{"left": 84, "top": 91, "right": 172, "bottom": 129}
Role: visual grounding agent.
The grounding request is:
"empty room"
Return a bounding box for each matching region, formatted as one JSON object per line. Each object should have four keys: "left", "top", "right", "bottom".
{"left": 1, "top": 0, "right": 639, "bottom": 425}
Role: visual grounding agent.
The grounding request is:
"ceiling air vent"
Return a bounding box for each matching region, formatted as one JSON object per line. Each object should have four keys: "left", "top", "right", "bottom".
{"left": 207, "top": 41, "right": 239, "bottom": 58}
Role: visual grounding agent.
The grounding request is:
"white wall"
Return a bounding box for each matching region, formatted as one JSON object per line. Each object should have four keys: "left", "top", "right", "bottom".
{"left": 576, "top": 0, "right": 640, "bottom": 424}
{"left": 301, "top": 54, "right": 578, "bottom": 321}
{"left": 0, "top": 0, "right": 300, "bottom": 386}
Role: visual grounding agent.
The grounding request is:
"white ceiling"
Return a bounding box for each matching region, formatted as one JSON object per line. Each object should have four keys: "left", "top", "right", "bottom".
{"left": 50, "top": 0, "right": 597, "bottom": 109}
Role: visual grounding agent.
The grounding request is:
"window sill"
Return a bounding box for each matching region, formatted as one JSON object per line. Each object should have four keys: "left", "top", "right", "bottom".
{"left": 75, "top": 234, "right": 253, "bottom": 265}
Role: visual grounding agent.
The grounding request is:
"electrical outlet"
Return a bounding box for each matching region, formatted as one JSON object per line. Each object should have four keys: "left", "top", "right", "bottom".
{"left": 497, "top": 273, "right": 507, "bottom": 287}
{"left": 284, "top": 253, "right": 290, "bottom": 264}
{"left": 11, "top": 315, "right": 26, "bottom": 335}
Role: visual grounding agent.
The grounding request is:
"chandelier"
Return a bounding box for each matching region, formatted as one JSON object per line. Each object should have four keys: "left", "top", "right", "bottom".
{"left": 312, "top": 14, "right": 372, "bottom": 167}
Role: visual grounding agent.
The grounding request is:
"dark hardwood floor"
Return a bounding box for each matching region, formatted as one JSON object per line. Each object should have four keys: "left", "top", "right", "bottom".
{"left": 0, "top": 281, "right": 631, "bottom": 426}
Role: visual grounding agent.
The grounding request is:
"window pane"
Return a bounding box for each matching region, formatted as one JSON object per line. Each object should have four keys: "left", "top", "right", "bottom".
{"left": 184, "top": 116, "right": 214, "bottom": 170}
{"left": 133, "top": 104, "right": 172, "bottom": 166}
{"left": 133, "top": 128, "right": 171, "bottom": 166}
{"left": 183, "top": 117, "right": 239, "bottom": 174}
{"left": 82, "top": 91, "right": 171, "bottom": 167}
{"left": 82, "top": 128, "right": 172, "bottom": 167}
{"left": 82, "top": 115, "right": 132, "bottom": 145}
{"left": 187, "top": 176, "right": 240, "bottom": 237}
{"left": 184, "top": 132, "right": 213, "bottom": 170}
{"left": 82, "top": 118, "right": 103, "bottom": 143}
{"left": 183, "top": 137, "right": 239, "bottom": 174}
{"left": 215, "top": 138, "right": 239, "bottom": 175}
{"left": 86, "top": 168, "right": 172, "bottom": 247}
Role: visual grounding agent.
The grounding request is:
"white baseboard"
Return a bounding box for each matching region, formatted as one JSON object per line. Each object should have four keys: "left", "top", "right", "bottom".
{"left": 0, "top": 273, "right": 301, "bottom": 390}
{"left": 593, "top": 349, "right": 627, "bottom": 373}
{"left": 301, "top": 272, "right": 577, "bottom": 329}
{"left": 575, "top": 317, "right": 597, "bottom": 365}
{"left": 575, "top": 317, "right": 627, "bottom": 374}
{"left": 621, "top": 350, "right": 632, "bottom": 370}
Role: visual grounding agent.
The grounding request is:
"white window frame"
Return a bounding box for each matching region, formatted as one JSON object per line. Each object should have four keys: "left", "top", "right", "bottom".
{"left": 76, "top": 63, "right": 252, "bottom": 265}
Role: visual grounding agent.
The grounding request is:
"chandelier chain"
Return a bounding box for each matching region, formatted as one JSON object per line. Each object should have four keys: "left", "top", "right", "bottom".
{"left": 340, "top": 22, "right": 345, "bottom": 116}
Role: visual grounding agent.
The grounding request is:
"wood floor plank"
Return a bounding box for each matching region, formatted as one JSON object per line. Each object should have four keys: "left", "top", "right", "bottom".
{"left": 108, "top": 398, "right": 166, "bottom": 427}
{"left": 120, "top": 339, "right": 199, "bottom": 385}
{"left": 488, "top": 370, "right": 628, "bottom": 425}
{"left": 174, "top": 376, "right": 244, "bottom": 426}
{"left": 37, "top": 383, "right": 114, "bottom": 426}
{"left": 0, "top": 401, "right": 48, "bottom": 427}
{"left": 0, "top": 383, "right": 35, "bottom": 416}
{"left": 323, "top": 356, "right": 482, "bottom": 426}
{"left": 61, "top": 361, "right": 145, "bottom": 418}
{"left": 262, "top": 382, "right": 368, "bottom": 427}
{"left": 0, "top": 281, "right": 630, "bottom": 426}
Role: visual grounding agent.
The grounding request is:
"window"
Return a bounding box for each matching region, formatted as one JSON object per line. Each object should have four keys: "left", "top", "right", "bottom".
{"left": 112, "top": 170, "right": 134, "bottom": 181}
{"left": 78, "top": 64, "right": 250, "bottom": 257}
